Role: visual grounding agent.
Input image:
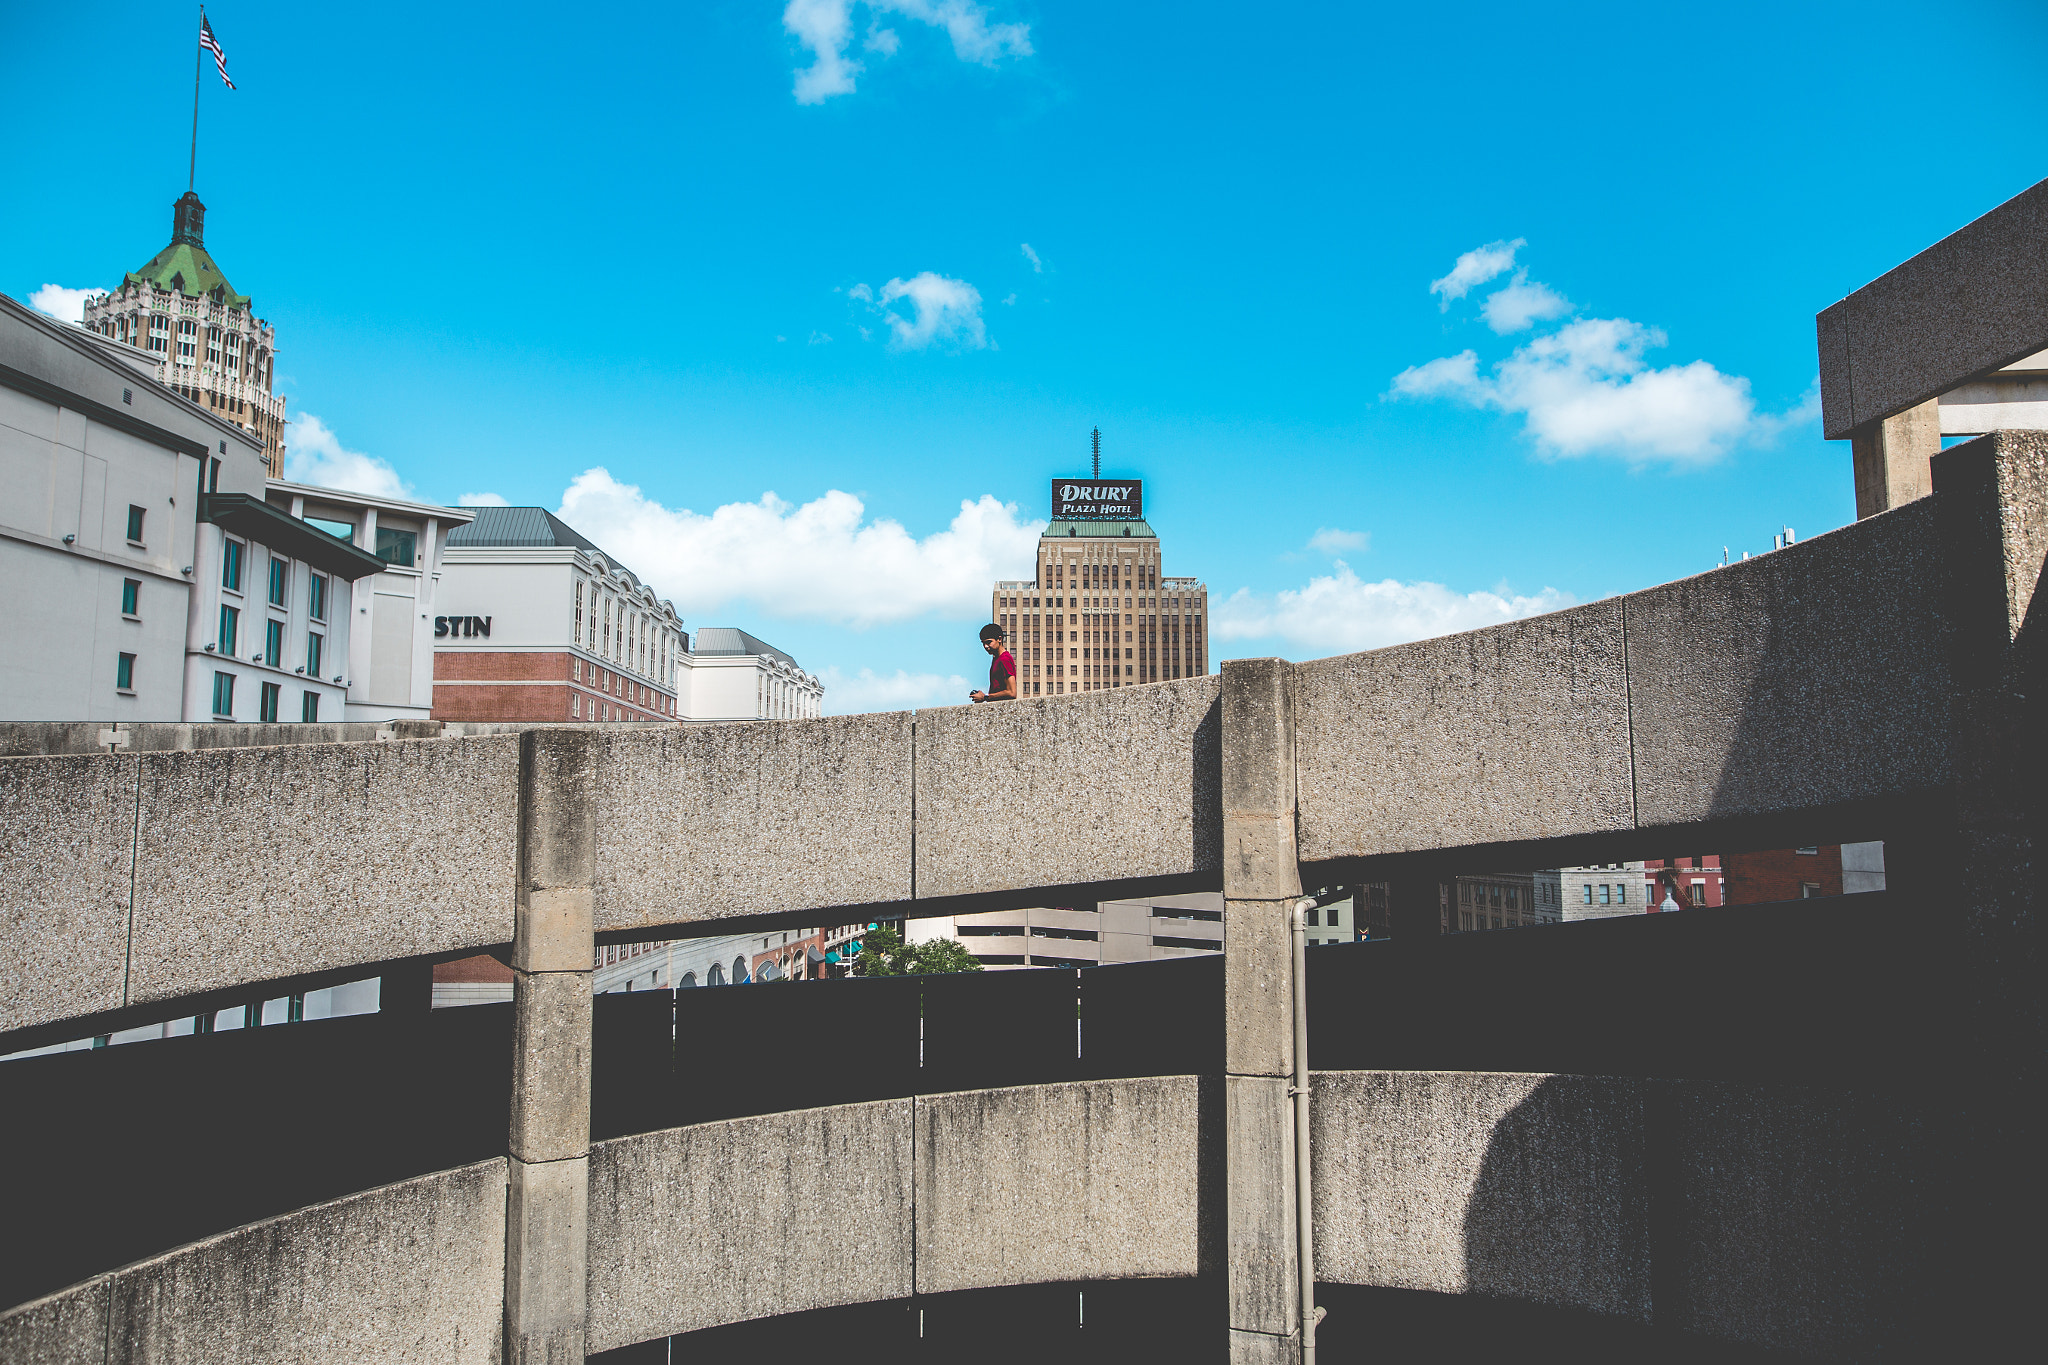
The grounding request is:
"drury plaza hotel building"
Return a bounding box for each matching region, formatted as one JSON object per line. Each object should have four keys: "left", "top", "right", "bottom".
{"left": 991, "top": 475, "right": 1208, "bottom": 694}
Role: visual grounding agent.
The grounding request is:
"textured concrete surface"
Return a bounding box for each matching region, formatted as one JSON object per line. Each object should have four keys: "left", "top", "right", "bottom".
{"left": 1223, "top": 1074, "right": 1296, "bottom": 1337}
{"left": 589, "top": 715, "right": 912, "bottom": 930}
{"left": 0, "top": 722, "right": 396, "bottom": 757}
{"left": 0, "top": 1275, "right": 109, "bottom": 1364}
{"left": 915, "top": 1078, "right": 1201, "bottom": 1296}
{"left": 1817, "top": 177, "right": 2048, "bottom": 439}
{"left": 125, "top": 736, "right": 519, "bottom": 1007}
{"left": 915, "top": 677, "right": 1221, "bottom": 900}
{"left": 1294, "top": 601, "right": 1632, "bottom": 862}
{"left": 1627, "top": 505, "right": 1951, "bottom": 829}
{"left": 0, "top": 754, "right": 136, "bottom": 1035}
{"left": 1228, "top": 1327, "right": 1298, "bottom": 1365}
{"left": 1220, "top": 660, "right": 1299, "bottom": 902}
{"left": 505, "top": 1156, "right": 587, "bottom": 1365}
{"left": 1312, "top": 1071, "right": 1650, "bottom": 1320}
{"left": 586, "top": 1100, "right": 914, "bottom": 1351}
{"left": 103, "top": 1159, "right": 506, "bottom": 1365}
{"left": 1668, "top": 1083, "right": 1933, "bottom": 1356}
{"left": 509, "top": 970, "right": 592, "bottom": 1164}
{"left": 1223, "top": 901, "right": 1292, "bottom": 1080}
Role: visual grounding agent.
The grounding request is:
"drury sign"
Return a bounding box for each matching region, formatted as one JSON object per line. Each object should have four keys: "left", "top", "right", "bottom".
{"left": 1052, "top": 479, "right": 1143, "bottom": 520}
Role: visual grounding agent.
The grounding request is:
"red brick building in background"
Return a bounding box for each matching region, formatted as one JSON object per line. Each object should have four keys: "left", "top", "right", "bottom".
{"left": 1721, "top": 845, "right": 1846, "bottom": 904}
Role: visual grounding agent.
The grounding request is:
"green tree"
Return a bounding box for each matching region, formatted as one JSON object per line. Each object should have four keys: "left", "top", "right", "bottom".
{"left": 853, "top": 926, "right": 983, "bottom": 977}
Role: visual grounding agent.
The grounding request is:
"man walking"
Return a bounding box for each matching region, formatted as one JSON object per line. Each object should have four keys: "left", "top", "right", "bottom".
{"left": 970, "top": 623, "right": 1018, "bottom": 703}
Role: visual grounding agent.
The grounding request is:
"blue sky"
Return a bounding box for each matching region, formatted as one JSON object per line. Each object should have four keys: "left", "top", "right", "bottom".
{"left": 10, "top": 1, "right": 2045, "bottom": 711}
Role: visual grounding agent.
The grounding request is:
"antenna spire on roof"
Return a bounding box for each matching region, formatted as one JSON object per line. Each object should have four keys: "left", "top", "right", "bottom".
{"left": 1091, "top": 426, "right": 1101, "bottom": 479}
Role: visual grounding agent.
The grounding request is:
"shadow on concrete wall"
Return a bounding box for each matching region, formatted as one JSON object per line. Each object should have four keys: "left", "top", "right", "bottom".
{"left": 1190, "top": 692, "right": 1222, "bottom": 877}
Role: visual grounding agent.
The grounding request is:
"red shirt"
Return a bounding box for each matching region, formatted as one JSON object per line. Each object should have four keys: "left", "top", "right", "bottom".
{"left": 988, "top": 649, "right": 1016, "bottom": 697}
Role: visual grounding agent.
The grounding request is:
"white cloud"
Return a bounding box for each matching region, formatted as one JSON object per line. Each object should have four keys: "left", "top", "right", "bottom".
{"left": 1214, "top": 562, "right": 1573, "bottom": 654}
{"left": 1307, "top": 527, "right": 1369, "bottom": 554}
{"left": 29, "top": 284, "right": 97, "bottom": 324}
{"left": 556, "top": 468, "right": 1042, "bottom": 628}
{"left": 1481, "top": 270, "right": 1571, "bottom": 334}
{"left": 785, "top": 0, "right": 1031, "bottom": 104}
{"left": 851, "top": 271, "right": 988, "bottom": 351}
{"left": 1020, "top": 242, "right": 1043, "bottom": 272}
{"left": 818, "top": 665, "right": 973, "bottom": 714}
{"left": 808, "top": 330, "right": 833, "bottom": 345}
{"left": 284, "top": 413, "right": 414, "bottom": 499}
{"left": 1392, "top": 316, "right": 1762, "bottom": 463}
{"left": 1001, "top": 293, "right": 1017, "bottom": 306}
{"left": 458, "top": 492, "right": 509, "bottom": 507}
{"left": 1429, "top": 239, "right": 1523, "bottom": 310}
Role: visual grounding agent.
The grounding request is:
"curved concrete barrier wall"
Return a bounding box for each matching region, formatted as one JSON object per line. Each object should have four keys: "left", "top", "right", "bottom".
{"left": 914, "top": 678, "right": 1221, "bottom": 901}
{"left": 589, "top": 713, "right": 915, "bottom": 933}
{"left": 0, "top": 737, "right": 520, "bottom": 1035}
{"left": 585, "top": 1077, "right": 1201, "bottom": 1354}
{"left": 0, "top": 1159, "right": 506, "bottom": 1365}
{"left": 1311, "top": 1070, "right": 1937, "bottom": 1355}
{"left": 1296, "top": 499, "right": 1953, "bottom": 864}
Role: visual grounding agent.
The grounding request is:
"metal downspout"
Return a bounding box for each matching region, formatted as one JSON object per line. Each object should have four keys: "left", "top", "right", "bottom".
{"left": 1292, "top": 898, "right": 1321, "bottom": 1364}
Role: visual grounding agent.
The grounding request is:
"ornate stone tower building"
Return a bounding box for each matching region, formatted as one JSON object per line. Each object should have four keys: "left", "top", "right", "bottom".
{"left": 80, "top": 192, "right": 287, "bottom": 475}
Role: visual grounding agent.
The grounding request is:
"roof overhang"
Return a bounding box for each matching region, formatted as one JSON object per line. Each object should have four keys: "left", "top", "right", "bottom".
{"left": 201, "top": 492, "right": 387, "bottom": 581}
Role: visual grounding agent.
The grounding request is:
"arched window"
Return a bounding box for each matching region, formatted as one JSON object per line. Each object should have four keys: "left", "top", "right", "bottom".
{"left": 706, "top": 963, "right": 725, "bottom": 987}
{"left": 732, "top": 957, "right": 750, "bottom": 985}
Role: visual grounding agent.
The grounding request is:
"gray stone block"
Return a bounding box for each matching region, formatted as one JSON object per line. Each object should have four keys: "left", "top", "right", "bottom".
{"left": 1223, "top": 900, "right": 1293, "bottom": 1080}
{"left": 0, "top": 754, "right": 135, "bottom": 1036}
{"left": 1224, "top": 1073, "right": 1296, "bottom": 1337}
{"left": 586, "top": 1100, "right": 913, "bottom": 1351}
{"left": 1311, "top": 1071, "right": 1650, "bottom": 1320}
{"left": 588, "top": 715, "right": 913, "bottom": 932}
{"left": 1817, "top": 178, "right": 2048, "bottom": 439}
{"left": 510, "top": 970, "right": 592, "bottom": 1164}
{"left": 915, "top": 1079, "right": 1201, "bottom": 1296}
{"left": 0, "top": 1275, "right": 109, "bottom": 1363}
{"left": 0, "top": 724, "right": 116, "bottom": 757}
{"left": 1228, "top": 1328, "right": 1298, "bottom": 1365}
{"left": 1626, "top": 506, "right": 1952, "bottom": 829}
{"left": 126, "top": 737, "right": 519, "bottom": 1008}
{"left": 1221, "top": 660, "right": 1300, "bottom": 902}
{"left": 915, "top": 677, "right": 1221, "bottom": 901}
{"left": 506, "top": 1155, "right": 587, "bottom": 1365}
{"left": 104, "top": 1158, "right": 506, "bottom": 1365}
{"left": 1666, "top": 1082, "right": 1934, "bottom": 1355}
{"left": 1294, "top": 601, "right": 1632, "bottom": 863}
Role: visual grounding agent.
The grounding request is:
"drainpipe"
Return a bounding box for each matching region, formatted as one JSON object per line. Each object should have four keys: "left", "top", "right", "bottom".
{"left": 1291, "top": 897, "right": 1322, "bottom": 1363}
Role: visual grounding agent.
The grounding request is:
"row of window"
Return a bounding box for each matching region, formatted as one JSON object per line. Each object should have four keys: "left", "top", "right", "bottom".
{"left": 217, "top": 605, "right": 324, "bottom": 676}
{"left": 574, "top": 579, "right": 678, "bottom": 684}
{"left": 209, "top": 672, "right": 321, "bottom": 721}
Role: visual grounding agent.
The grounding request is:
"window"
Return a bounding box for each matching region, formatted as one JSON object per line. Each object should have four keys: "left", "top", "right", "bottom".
{"left": 206, "top": 328, "right": 222, "bottom": 366}
{"left": 211, "top": 671, "right": 235, "bottom": 717}
{"left": 574, "top": 582, "right": 584, "bottom": 648}
{"left": 268, "top": 558, "right": 287, "bottom": 606}
{"left": 121, "top": 578, "right": 140, "bottom": 616}
{"left": 126, "top": 505, "right": 146, "bottom": 544}
{"left": 225, "top": 332, "right": 241, "bottom": 370}
{"left": 1800, "top": 882, "right": 1821, "bottom": 898}
{"left": 116, "top": 652, "right": 135, "bottom": 691}
{"left": 307, "top": 517, "right": 354, "bottom": 541}
{"left": 306, "top": 632, "right": 323, "bottom": 678}
{"left": 1615, "top": 883, "right": 1627, "bottom": 904}
{"left": 221, "top": 539, "right": 243, "bottom": 591}
{"left": 176, "top": 317, "right": 197, "bottom": 364}
{"left": 218, "top": 604, "right": 239, "bottom": 654}
{"left": 264, "top": 619, "right": 283, "bottom": 667}
{"left": 1795, "top": 846, "right": 1819, "bottom": 856}
{"left": 572, "top": 695, "right": 582, "bottom": 718}
{"left": 302, "top": 691, "right": 320, "bottom": 722}
{"left": 375, "top": 527, "right": 417, "bottom": 566}
{"left": 308, "top": 573, "right": 327, "bottom": 621}
{"left": 1582, "top": 885, "right": 1593, "bottom": 904}
{"left": 259, "top": 681, "right": 280, "bottom": 723}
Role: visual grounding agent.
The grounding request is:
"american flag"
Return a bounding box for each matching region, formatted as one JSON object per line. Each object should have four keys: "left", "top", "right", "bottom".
{"left": 199, "top": 15, "right": 235, "bottom": 89}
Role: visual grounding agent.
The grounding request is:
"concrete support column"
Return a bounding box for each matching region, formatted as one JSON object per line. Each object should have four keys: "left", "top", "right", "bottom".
{"left": 1220, "top": 659, "right": 1302, "bottom": 1363}
{"left": 506, "top": 730, "right": 597, "bottom": 1364}
{"left": 1851, "top": 398, "right": 1942, "bottom": 519}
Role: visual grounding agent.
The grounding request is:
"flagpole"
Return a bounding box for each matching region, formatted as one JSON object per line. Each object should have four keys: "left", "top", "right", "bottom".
{"left": 189, "top": 5, "right": 204, "bottom": 191}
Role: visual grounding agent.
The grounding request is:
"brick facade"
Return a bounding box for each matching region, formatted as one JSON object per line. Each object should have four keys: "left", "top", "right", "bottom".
{"left": 432, "top": 650, "right": 673, "bottom": 723}
{"left": 1722, "top": 845, "right": 1844, "bottom": 904}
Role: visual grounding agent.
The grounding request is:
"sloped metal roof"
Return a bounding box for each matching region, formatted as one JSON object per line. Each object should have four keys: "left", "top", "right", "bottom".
{"left": 693, "top": 627, "right": 801, "bottom": 669}
{"left": 447, "top": 507, "right": 605, "bottom": 555}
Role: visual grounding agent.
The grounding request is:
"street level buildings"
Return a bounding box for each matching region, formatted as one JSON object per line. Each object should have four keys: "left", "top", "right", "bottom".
{"left": 79, "top": 194, "right": 288, "bottom": 476}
